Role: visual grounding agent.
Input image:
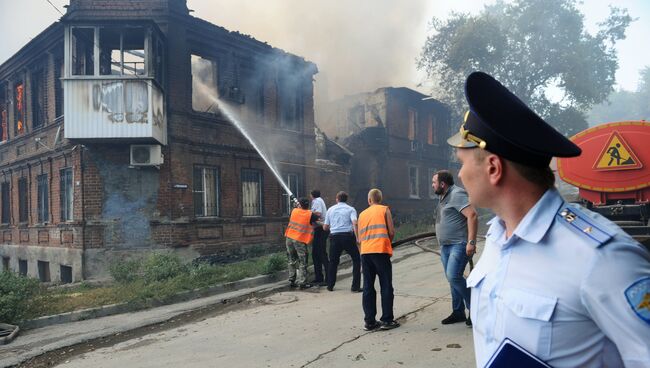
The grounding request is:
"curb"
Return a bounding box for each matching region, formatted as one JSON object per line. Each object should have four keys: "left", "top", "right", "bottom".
{"left": 0, "top": 325, "right": 18, "bottom": 346}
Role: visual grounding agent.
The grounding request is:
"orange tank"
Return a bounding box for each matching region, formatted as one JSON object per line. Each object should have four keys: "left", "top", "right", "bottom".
{"left": 557, "top": 121, "right": 650, "bottom": 206}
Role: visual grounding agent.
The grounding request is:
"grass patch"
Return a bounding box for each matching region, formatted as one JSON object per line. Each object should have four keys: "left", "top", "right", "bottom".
{"left": 20, "top": 252, "right": 288, "bottom": 322}
{"left": 394, "top": 221, "right": 433, "bottom": 242}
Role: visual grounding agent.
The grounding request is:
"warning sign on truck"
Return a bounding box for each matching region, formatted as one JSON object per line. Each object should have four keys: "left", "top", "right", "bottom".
{"left": 594, "top": 131, "right": 642, "bottom": 171}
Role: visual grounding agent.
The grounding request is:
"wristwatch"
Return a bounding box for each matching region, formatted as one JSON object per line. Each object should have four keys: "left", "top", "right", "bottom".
{"left": 468, "top": 239, "right": 476, "bottom": 246}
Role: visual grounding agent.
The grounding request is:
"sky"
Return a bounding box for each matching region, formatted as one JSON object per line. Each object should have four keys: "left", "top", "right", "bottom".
{"left": 1, "top": 0, "right": 649, "bottom": 104}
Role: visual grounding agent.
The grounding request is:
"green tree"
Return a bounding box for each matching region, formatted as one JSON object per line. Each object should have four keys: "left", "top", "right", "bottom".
{"left": 418, "top": 0, "right": 632, "bottom": 135}
{"left": 588, "top": 65, "right": 650, "bottom": 125}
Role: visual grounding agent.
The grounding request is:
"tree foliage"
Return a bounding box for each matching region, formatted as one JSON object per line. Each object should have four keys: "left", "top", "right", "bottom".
{"left": 418, "top": 0, "right": 633, "bottom": 135}
{"left": 588, "top": 66, "right": 650, "bottom": 125}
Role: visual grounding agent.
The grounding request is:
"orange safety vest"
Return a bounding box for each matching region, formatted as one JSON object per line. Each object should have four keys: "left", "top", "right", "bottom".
{"left": 285, "top": 208, "right": 315, "bottom": 244}
{"left": 358, "top": 204, "right": 392, "bottom": 256}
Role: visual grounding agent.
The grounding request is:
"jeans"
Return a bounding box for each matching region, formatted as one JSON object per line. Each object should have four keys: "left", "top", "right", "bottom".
{"left": 440, "top": 242, "right": 471, "bottom": 314}
{"left": 362, "top": 253, "right": 394, "bottom": 324}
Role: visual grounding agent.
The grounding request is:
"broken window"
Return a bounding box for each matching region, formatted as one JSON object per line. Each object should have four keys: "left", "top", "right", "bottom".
{"left": 279, "top": 76, "right": 303, "bottom": 131}
{"left": 349, "top": 106, "right": 365, "bottom": 129}
{"left": 427, "top": 115, "right": 437, "bottom": 144}
{"left": 14, "top": 81, "right": 25, "bottom": 136}
{"left": 0, "top": 85, "right": 6, "bottom": 141}
{"left": 60, "top": 168, "right": 73, "bottom": 221}
{"left": 31, "top": 68, "right": 46, "bottom": 129}
{"left": 100, "top": 27, "right": 146, "bottom": 76}
{"left": 71, "top": 27, "right": 95, "bottom": 76}
{"left": 193, "top": 166, "right": 220, "bottom": 217}
{"left": 18, "top": 177, "right": 28, "bottom": 223}
{"left": 1, "top": 182, "right": 9, "bottom": 224}
{"left": 191, "top": 54, "right": 219, "bottom": 113}
{"left": 408, "top": 108, "right": 417, "bottom": 141}
{"left": 242, "top": 169, "right": 262, "bottom": 216}
{"left": 409, "top": 166, "right": 419, "bottom": 198}
{"left": 37, "top": 174, "right": 49, "bottom": 223}
{"left": 38, "top": 261, "right": 50, "bottom": 282}
{"left": 284, "top": 173, "right": 302, "bottom": 215}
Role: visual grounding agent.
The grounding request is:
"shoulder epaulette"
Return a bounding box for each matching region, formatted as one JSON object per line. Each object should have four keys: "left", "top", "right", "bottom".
{"left": 556, "top": 204, "right": 615, "bottom": 247}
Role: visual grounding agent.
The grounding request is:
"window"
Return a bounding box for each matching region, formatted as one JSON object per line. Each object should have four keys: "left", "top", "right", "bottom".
{"left": 427, "top": 115, "right": 436, "bottom": 145}
{"left": 31, "top": 68, "right": 46, "bottom": 129}
{"left": 409, "top": 166, "right": 419, "bottom": 198}
{"left": 408, "top": 108, "right": 417, "bottom": 141}
{"left": 60, "top": 265, "right": 73, "bottom": 284}
{"left": 2, "top": 257, "right": 9, "bottom": 271}
{"left": 279, "top": 77, "right": 303, "bottom": 131}
{"left": 429, "top": 168, "right": 438, "bottom": 199}
{"left": 0, "top": 85, "right": 7, "bottom": 141}
{"left": 18, "top": 259, "right": 27, "bottom": 276}
{"left": 284, "top": 173, "right": 302, "bottom": 215}
{"left": 99, "top": 27, "right": 146, "bottom": 76}
{"left": 242, "top": 169, "right": 262, "bottom": 216}
{"left": 191, "top": 54, "right": 219, "bottom": 113}
{"left": 38, "top": 261, "right": 50, "bottom": 282}
{"left": 60, "top": 168, "right": 73, "bottom": 221}
{"left": 37, "top": 174, "right": 49, "bottom": 223}
{"left": 71, "top": 27, "right": 95, "bottom": 76}
{"left": 193, "top": 166, "right": 220, "bottom": 217}
{"left": 54, "top": 58, "right": 64, "bottom": 118}
{"left": 18, "top": 177, "right": 28, "bottom": 223}
{"left": 15, "top": 81, "right": 25, "bottom": 136}
{"left": 1, "top": 182, "right": 9, "bottom": 224}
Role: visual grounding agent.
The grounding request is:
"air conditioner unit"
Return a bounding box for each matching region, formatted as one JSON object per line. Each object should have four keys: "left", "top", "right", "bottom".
{"left": 130, "top": 145, "right": 163, "bottom": 166}
{"left": 410, "top": 140, "right": 419, "bottom": 152}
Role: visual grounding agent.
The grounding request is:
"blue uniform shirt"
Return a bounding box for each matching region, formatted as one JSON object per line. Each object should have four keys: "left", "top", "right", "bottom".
{"left": 324, "top": 202, "right": 357, "bottom": 234}
{"left": 468, "top": 189, "right": 650, "bottom": 368}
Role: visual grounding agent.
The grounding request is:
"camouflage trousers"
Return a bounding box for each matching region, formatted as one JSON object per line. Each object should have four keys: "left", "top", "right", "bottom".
{"left": 286, "top": 238, "right": 309, "bottom": 285}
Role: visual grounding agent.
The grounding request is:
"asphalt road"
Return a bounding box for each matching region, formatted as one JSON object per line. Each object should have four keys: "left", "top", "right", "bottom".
{"left": 50, "top": 245, "right": 476, "bottom": 368}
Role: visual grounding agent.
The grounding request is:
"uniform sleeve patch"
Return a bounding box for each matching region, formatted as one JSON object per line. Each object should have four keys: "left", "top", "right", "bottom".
{"left": 624, "top": 276, "right": 650, "bottom": 325}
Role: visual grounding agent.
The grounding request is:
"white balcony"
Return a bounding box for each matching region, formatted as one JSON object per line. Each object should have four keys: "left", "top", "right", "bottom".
{"left": 63, "top": 78, "right": 166, "bottom": 144}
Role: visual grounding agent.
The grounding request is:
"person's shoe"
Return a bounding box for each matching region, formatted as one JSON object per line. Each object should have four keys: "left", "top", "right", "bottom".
{"left": 351, "top": 287, "right": 362, "bottom": 293}
{"left": 441, "top": 312, "right": 466, "bottom": 325}
{"left": 299, "top": 283, "right": 312, "bottom": 290}
{"left": 327, "top": 285, "right": 334, "bottom": 292}
{"left": 465, "top": 317, "right": 472, "bottom": 327}
{"left": 364, "top": 321, "right": 381, "bottom": 331}
{"left": 380, "top": 320, "right": 400, "bottom": 330}
{"left": 318, "top": 281, "right": 328, "bottom": 287}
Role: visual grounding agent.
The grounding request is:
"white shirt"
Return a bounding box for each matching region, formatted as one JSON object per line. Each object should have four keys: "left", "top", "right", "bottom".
{"left": 324, "top": 202, "right": 357, "bottom": 234}
{"left": 311, "top": 197, "right": 327, "bottom": 222}
{"left": 468, "top": 189, "right": 650, "bottom": 368}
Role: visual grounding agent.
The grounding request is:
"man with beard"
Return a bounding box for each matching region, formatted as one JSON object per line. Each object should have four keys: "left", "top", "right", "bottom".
{"left": 432, "top": 170, "right": 478, "bottom": 327}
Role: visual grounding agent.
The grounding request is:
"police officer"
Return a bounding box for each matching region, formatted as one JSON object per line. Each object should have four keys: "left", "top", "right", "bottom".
{"left": 447, "top": 72, "right": 650, "bottom": 367}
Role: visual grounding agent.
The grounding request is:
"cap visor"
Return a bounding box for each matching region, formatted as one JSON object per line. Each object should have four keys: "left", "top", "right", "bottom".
{"left": 447, "top": 131, "right": 478, "bottom": 148}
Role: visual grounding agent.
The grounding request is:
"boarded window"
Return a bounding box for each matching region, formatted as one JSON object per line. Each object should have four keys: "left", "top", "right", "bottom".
{"left": 71, "top": 27, "right": 95, "bottom": 76}
{"left": 191, "top": 55, "right": 219, "bottom": 113}
{"left": 31, "top": 68, "right": 46, "bottom": 129}
{"left": 18, "top": 259, "right": 27, "bottom": 276}
{"left": 409, "top": 166, "right": 419, "bottom": 198}
{"left": 18, "top": 177, "right": 28, "bottom": 223}
{"left": 60, "top": 168, "right": 73, "bottom": 221}
{"left": 15, "top": 81, "right": 25, "bottom": 136}
{"left": 37, "top": 174, "right": 49, "bottom": 223}
{"left": 427, "top": 115, "right": 436, "bottom": 145}
{"left": 408, "top": 108, "right": 417, "bottom": 141}
{"left": 38, "top": 261, "right": 50, "bottom": 282}
{"left": 0, "top": 85, "right": 6, "bottom": 141}
{"left": 193, "top": 166, "right": 220, "bottom": 217}
{"left": 60, "top": 265, "right": 73, "bottom": 284}
{"left": 284, "top": 173, "right": 302, "bottom": 215}
{"left": 1, "top": 182, "right": 9, "bottom": 224}
{"left": 242, "top": 169, "right": 262, "bottom": 216}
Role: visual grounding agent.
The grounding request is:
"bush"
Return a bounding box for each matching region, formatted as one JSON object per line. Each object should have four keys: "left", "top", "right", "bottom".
{"left": 142, "top": 253, "right": 187, "bottom": 283}
{"left": 0, "top": 271, "right": 41, "bottom": 324}
{"left": 109, "top": 259, "right": 142, "bottom": 284}
{"left": 263, "top": 254, "right": 286, "bottom": 274}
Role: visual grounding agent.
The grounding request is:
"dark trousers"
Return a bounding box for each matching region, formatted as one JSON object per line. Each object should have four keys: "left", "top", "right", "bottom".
{"left": 362, "top": 253, "right": 394, "bottom": 324}
{"left": 327, "top": 233, "right": 361, "bottom": 290}
{"left": 311, "top": 226, "right": 329, "bottom": 282}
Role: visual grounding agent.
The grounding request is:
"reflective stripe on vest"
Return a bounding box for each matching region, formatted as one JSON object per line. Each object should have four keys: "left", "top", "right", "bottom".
{"left": 285, "top": 208, "right": 314, "bottom": 244}
{"left": 358, "top": 204, "right": 392, "bottom": 256}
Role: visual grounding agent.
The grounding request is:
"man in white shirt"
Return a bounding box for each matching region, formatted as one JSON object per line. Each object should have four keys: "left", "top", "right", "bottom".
{"left": 323, "top": 191, "right": 361, "bottom": 292}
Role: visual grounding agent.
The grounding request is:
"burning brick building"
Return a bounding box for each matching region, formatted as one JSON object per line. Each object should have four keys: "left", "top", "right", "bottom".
{"left": 320, "top": 87, "right": 452, "bottom": 220}
{"left": 0, "top": 0, "right": 347, "bottom": 282}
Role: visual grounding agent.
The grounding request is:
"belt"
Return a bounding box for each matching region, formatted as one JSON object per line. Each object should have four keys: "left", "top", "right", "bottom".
{"left": 330, "top": 232, "right": 354, "bottom": 236}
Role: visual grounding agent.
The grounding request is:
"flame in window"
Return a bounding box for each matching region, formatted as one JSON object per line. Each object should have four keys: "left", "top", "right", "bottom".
{"left": 15, "top": 83, "right": 24, "bottom": 134}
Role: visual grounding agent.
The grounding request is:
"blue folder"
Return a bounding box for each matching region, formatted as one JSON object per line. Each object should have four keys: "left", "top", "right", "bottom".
{"left": 484, "top": 338, "right": 552, "bottom": 368}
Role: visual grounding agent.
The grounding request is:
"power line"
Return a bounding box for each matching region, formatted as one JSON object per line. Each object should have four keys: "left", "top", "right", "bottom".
{"left": 44, "top": 0, "right": 65, "bottom": 17}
